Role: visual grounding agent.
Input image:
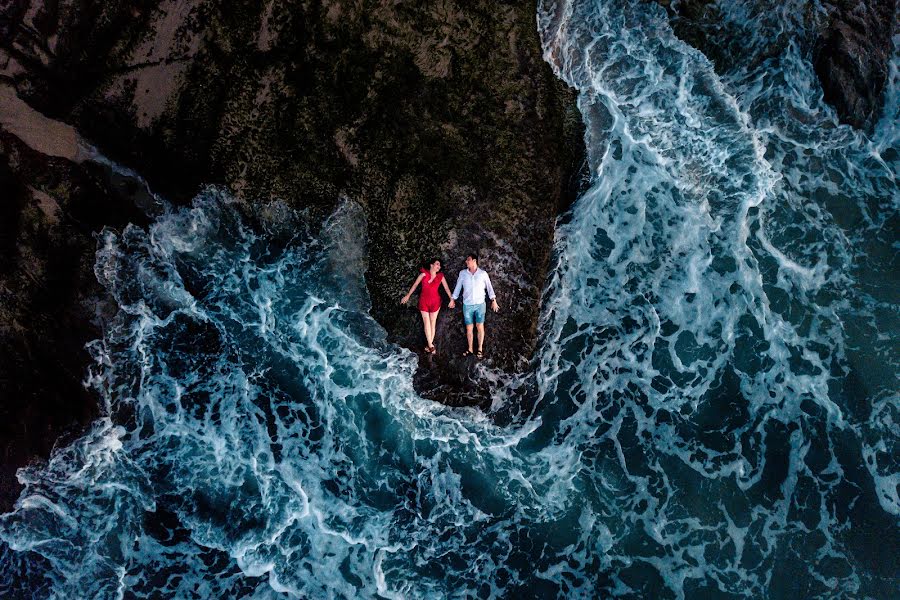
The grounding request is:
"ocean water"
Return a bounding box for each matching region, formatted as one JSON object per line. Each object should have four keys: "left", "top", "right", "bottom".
{"left": 2, "top": 0, "right": 898, "bottom": 598}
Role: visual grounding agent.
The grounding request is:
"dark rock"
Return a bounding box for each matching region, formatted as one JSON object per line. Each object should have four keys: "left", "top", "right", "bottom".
{"left": 0, "top": 130, "right": 149, "bottom": 512}
{"left": 0, "top": 1, "right": 585, "bottom": 505}
{"left": 2, "top": 0, "right": 584, "bottom": 389}
{"left": 813, "top": 0, "right": 896, "bottom": 131}
{"left": 658, "top": 0, "right": 896, "bottom": 131}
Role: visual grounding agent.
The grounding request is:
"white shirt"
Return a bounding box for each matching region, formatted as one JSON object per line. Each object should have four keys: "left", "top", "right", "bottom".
{"left": 451, "top": 268, "right": 496, "bottom": 305}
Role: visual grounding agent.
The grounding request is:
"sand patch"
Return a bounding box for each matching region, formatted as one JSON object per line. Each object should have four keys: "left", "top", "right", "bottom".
{"left": 0, "top": 50, "right": 25, "bottom": 78}
{"left": 0, "top": 84, "right": 89, "bottom": 163}
{"left": 132, "top": 0, "right": 204, "bottom": 62}
{"left": 128, "top": 61, "right": 189, "bottom": 129}
{"left": 334, "top": 128, "right": 359, "bottom": 166}
{"left": 29, "top": 187, "right": 60, "bottom": 225}
{"left": 124, "top": 0, "right": 204, "bottom": 128}
{"left": 258, "top": 1, "right": 278, "bottom": 51}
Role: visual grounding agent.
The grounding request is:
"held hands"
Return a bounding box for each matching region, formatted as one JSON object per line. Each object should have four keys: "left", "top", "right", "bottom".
{"left": 448, "top": 299, "right": 456, "bottom": 309}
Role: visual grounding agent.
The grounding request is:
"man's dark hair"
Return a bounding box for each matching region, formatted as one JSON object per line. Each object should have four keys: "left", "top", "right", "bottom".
{"left": 466, "top": 252, "right": 479, "bottom": 263}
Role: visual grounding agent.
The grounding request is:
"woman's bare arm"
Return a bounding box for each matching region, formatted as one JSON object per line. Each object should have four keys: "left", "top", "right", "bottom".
{"left": 441, "top": 277, "right": 453, "bottom": 300}
{"left": 401, "top": 274, "right": 425, "bottom": 304}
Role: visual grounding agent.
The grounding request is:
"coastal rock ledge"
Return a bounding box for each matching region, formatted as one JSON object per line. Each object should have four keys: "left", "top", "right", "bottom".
{"left": 0, "top": 0, "right": 585, "bottom": 508}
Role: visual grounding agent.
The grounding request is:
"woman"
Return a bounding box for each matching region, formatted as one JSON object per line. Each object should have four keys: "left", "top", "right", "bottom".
{"left": 400, "top": 259, "right": 454, "bottom": 354}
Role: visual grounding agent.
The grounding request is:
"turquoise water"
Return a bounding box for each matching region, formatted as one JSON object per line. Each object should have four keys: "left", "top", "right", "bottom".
{"left": 1, "top": 0, "right": 897, "bottom": 597}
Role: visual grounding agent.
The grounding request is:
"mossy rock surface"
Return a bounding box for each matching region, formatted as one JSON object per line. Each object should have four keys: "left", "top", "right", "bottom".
{"left": 4, "top": 0, "right": 585, "bottom": 394}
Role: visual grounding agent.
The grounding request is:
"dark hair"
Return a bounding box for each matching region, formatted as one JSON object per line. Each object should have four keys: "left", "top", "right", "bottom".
{"left": 424, "top": 258, "right": 441, "bottom": 269}
{"left": 466, "top": 252, "right": 479, "bottom": 263}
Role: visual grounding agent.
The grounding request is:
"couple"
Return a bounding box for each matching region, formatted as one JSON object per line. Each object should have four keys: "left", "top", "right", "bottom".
{"left": 400, "top": 252, "right": 500, "bottom": 358}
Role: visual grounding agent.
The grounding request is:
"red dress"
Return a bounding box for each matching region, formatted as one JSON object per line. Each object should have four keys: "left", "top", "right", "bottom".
{"left": 418, "top": 268, "right": 444, "bottom": 312}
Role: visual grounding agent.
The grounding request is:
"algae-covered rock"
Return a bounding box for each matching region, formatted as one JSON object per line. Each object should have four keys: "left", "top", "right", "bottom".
{"left": 0, "top": 0, "right": 585, "bottom": 486}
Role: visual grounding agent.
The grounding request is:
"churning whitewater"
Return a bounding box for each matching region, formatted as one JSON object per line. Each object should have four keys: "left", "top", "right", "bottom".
{"left": 1, "top": 0, "right": 897, "bottom": 598}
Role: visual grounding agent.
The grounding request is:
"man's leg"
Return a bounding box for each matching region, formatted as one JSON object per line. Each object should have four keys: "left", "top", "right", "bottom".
{"left": 474, "top": 303, "right": 486, "bottom": 355}
{"left": 462, "top": 304, "right": 475, "bottom": 354}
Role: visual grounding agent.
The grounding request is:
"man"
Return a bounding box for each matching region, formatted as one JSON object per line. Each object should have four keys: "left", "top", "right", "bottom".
{"left": 448, "top": 252, "right": 500, "bottom": 358}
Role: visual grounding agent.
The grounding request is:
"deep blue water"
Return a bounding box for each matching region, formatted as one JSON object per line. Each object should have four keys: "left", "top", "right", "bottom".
{"left": 2, "top": 0, "right": 898, "bottom": 598}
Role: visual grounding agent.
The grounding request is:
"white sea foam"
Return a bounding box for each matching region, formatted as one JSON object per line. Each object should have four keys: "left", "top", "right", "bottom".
{"left": 0, "top": 1, "right": 897, "bottom": 598}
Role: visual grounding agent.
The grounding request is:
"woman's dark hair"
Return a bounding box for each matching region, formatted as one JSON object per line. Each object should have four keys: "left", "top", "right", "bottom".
{"left": 424, "top": 258, "right": 441, "bottom": 270}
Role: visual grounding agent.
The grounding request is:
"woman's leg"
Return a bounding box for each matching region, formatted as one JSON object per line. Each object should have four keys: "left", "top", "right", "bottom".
{"left": 420, "top": 311, "right": 433, "bottom": 349}
{"left": 428, "top": 310, "right": 439, "bottom": 349}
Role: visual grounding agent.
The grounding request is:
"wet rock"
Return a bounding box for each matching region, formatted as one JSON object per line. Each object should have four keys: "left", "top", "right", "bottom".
{"left": 2, "top": 0, "right": 585, "bottom": 396}
{"left": 658, "top": 0, "right": 895, "bottom": 131}
{"left": 812, "top": 0, "right": 896, "bottom": 131}
{"left": 0, "top": 129, "right": 149, "bottom": 512}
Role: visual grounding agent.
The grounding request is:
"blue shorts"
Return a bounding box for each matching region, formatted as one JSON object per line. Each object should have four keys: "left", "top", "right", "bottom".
{"left": 463, "top": 302, "right": 486, "bottom": 325}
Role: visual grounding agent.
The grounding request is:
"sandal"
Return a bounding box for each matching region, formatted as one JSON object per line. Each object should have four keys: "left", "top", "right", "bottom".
{"left": 462, "top": 350, "right": 473, "bottom": 357}
{"left": 476, "top": 351, "right": 483, "bottom": 359}
{"left": 428, "top": 345, "right": 436, "bottom": 354}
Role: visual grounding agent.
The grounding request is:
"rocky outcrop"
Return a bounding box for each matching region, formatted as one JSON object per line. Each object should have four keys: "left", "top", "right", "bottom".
{"left": 813, "top": 0, "right": 896, "bottom": 131}
{"left": 0, "top": 121, "right": 151, "bottom": 511}
{"left": 4, "top": 0, "right": 585, "bottom": 365}
{"left": 659, "top": 0, "right": 896, "bottom": 131}
{"left": 0, "top": 0, "right": 584, "bottom": 506}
